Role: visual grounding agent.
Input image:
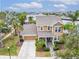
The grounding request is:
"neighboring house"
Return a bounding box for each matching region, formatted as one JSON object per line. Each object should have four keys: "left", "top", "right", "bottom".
{"left": 20, "top": 15, "right": 63, "bottom": 47}
{"left": 77, "top": 24, "right": 79, "bottom": 32}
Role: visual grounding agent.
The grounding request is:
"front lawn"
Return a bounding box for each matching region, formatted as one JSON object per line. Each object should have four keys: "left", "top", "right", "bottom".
{"left": 0, "top": 35, "right": 21, "bottom": 56}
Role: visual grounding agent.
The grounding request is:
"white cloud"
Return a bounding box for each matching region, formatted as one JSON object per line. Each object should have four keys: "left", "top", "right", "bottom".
{"left": 54, "top": 4, "right": 67, "bottom": 8}
{"left": 58, "top": 8, "right": 66, "bottom": 11}
{"left": 8, "top": 7, "right": 18, "bottom": 10}
{"left": 14, "top": 2, "right": 43, "bottom": 8}
{"left": 50, "top": 0, "right": 79, "bottom": 5}
{"left": 53, "top": 4, "right": 67, "bottom": 12}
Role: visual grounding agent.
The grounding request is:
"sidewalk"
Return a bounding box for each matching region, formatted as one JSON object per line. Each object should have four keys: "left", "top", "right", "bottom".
{"left": 0, "top": 56, "right": 17, "bottom": 59}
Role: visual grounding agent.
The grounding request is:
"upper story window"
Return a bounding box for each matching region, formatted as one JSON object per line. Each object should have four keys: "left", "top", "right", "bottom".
{"left": 48, "top": 26, "right": 50, "bottom": 30}
{"left": 41, "top": 27, "right": 43, "bottom": 30}
{"left": 58, "top": 27, "right": 61, "bottom": 32}
{"left": 55, "top": 27, "right": 58, "bottom": 32}
{"left": 48, "top": 26, "right": 52, "bottom": 30}
{"left": 38, "top": 26, "right": 52, "bottom": 31}
{"left": 37, "top": 26, "right": 43, "bottom": 31}
{"left": 55, "top": 27, "right": 62, "bottom": 32}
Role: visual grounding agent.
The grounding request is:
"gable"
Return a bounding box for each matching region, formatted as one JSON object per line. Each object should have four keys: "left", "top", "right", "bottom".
{"left": 54, "top": 22, "right": 63, "bottom": 26}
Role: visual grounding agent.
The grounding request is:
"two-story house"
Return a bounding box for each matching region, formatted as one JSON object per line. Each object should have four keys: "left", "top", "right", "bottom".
{"left": 36, "top": 15, "right": 63, "bottom": 47}
{"left": 20, "top": 15, "right": 63, "bottom": 47}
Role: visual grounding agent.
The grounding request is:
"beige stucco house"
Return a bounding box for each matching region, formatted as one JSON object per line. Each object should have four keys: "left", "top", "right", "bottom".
{"left": 20, "top": 15, "right": 63, "bottom": 47}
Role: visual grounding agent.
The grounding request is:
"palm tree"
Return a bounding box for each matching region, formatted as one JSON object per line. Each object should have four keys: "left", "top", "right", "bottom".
{"left": 12, "top": 19, "right": 22, "bottom": 35}
{"left": 17, "top": 12, "right": 27, "bottom": 25}
{"left": 5, "top": 11, "right": 23, "bottom": 35}
{"left": 65, "top": 10, "right": 79, "bottom": 24}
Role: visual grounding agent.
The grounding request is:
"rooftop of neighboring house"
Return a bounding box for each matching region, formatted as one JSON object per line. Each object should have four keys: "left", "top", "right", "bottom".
{"left": 61, "top": 16, "right": 79, "bottom": 21}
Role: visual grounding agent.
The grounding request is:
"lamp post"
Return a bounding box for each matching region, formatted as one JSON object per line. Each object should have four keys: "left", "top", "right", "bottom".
{"left": 7, "top": 47, "right": 11, "bottom": 59}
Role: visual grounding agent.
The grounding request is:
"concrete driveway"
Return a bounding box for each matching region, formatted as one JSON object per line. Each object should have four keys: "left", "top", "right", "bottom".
{"left": 18, "top": 40, "right": 35, "bottom": 59}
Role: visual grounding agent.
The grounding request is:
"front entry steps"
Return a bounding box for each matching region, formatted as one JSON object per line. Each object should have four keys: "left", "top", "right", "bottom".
{"left": 47, "top": 42, "right": 57, "bottom": 59}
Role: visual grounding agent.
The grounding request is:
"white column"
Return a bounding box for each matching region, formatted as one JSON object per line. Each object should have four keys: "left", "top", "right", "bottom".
{"left": 38, "top": 37, "right": 39, "bottom": 40}
{"left": 57, "top": 36, "right": 59, "bottom": 41}
{"left": 45, "top": 38, "right": 47, "bottom": 48}
{"left": 52, "top": 37, "right": 54, "bottom": 45}
{"left": 26, "top": 16, "right": 29, "bottom": 22}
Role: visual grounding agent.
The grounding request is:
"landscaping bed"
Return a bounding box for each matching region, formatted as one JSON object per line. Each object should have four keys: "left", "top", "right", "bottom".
{"left": 35, "top": 39, "right": 51, "bottom": 57}
{"left": 36, "top": 51, "right": 51, "bottom": 57}
{"left": 0, "top": 36, "right": 21, "bottom": 55}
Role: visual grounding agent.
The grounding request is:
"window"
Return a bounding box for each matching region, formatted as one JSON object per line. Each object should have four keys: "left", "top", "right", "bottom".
{"left": 41, "top": 27, "right": 43, "bottom": 30}
{"left": 48, "top": 26, "right": 50, "bottom": 30}
{"left": 55, "top": 27, "right": 62, "bottom": 32}
{"left": 54, "top": 36, "right": 59, "bottom": 41}
{"left": 55, "top": 27, "right": 58, "bottom": 32}
{"left": 58, "top": 27, "right": 62, "bottom": 32}
{"left": 58, "top": 36, "right": 59, "bottom": 40}
{"left": 54, "top": 37, "right": 57, "bottom": 40}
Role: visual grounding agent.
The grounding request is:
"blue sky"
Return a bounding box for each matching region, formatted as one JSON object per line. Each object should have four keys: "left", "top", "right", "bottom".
{"left": 0, "top": 0, "right": 79, "bottom": 12}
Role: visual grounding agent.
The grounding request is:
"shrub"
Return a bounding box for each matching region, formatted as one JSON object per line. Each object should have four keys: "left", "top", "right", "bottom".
{"left": 54, "top": 41, "right": 64, "bottom": 44}
{"left": 56, "top": 49, "right": 72, "bottom": 58}
{"left": 53, "top": 43, "right": 59, "bottom": 51}
{"left": 35, "top": 39, "right": 45, "bottom": 51}
{"left": 53, "top": 46, "right": 59, "bottom": 51}
{"left": 43, "top": 47, "right": 50, "bottom": 51}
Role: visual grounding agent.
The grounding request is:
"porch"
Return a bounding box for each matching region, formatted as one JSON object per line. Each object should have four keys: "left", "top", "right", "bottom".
{"left": 38, "top": 37, "right": 59, "bottom": 48}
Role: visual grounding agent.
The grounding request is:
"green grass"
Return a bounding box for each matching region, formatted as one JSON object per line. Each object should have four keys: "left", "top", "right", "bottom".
{"left": 0, "top": 35, "right": 21, "bottom": 56}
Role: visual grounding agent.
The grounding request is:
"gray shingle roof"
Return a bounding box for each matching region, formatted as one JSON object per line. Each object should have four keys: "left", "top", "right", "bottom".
{"left": 20, "top": 24, "right": 37, "bottom": 36}
{"left": 36, "top": 15, "right": 63, "bottom": 26}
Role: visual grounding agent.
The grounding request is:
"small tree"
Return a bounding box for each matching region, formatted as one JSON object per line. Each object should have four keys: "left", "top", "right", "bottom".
{"left": 29, "top": 16, "right": 36, "bottom": 24}
{"left": 60, "top": 32, "right": 79, "bottom": 57}
{"left": 35, "top": 39, "right": 45, "bottom": 51}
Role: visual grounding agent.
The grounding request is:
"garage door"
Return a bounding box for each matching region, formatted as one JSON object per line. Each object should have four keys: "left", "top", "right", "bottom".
{"left": 24, "top": 36, "right": 36, "bottom": 40}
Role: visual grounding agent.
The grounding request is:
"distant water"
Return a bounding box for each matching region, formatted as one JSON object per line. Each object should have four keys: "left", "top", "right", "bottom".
{"left": 62, "top": 20, "right": 79, "bottom": 25}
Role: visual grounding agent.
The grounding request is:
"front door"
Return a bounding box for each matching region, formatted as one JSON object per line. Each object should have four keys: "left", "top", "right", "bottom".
{"left": 47, "top": 37, "right": 52, "bottom": 46}
{"left": 47, "top": 37, "right": 52, "bottom": 42}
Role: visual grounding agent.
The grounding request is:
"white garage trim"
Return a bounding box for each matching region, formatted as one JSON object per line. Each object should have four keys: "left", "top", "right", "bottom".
{"left": 22, "top": 34, "right": 37, "bottom": 40}
{"left": 23, "top": 34, "right": 37, "bottom": 36}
